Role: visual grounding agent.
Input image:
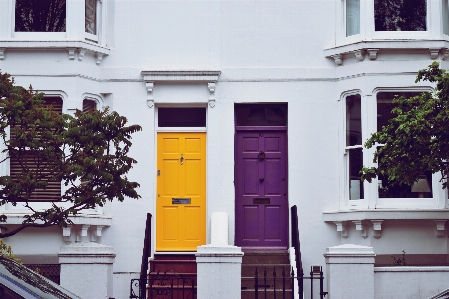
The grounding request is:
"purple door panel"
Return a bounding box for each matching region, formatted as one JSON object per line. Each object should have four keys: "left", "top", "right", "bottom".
{"left": 235, "top": 130, "right": 288, "bottom": 248}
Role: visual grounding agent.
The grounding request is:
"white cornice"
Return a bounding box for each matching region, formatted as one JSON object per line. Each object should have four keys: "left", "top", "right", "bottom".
{"left": 141, "top": 70, "right": 221, "bottom": 82}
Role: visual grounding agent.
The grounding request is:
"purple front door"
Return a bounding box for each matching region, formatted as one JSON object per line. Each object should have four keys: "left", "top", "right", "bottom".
{"left": 235, "top": 130, "right": 288, "bottom": 248}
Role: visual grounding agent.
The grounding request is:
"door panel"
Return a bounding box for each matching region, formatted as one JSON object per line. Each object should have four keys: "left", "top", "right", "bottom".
{"left": 157, "top": 132, "right": 206, "bottom": 251}
{"left": 235, "top": 131, "right": 288, "bottom": 247}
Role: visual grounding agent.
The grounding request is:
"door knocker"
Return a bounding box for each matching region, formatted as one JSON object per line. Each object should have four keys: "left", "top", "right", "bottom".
{"left": 258, "top": 151, "right": 265, "bottom": 161}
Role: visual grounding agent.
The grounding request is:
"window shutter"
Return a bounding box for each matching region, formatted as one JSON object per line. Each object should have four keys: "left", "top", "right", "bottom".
{"left": 9, "top": 97, "right": 63, "bottom": 201}
{"left": 83, "top": 99, "right": 96, "bottom": 113}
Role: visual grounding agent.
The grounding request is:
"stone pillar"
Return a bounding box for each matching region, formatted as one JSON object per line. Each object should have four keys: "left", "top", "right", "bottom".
{"left": 196, "top": 212, "right": 244, "bottom": 299}
{"left": 324, "top": 244, "right": 375, "bottom": 299}
{"left": 58, "top": 242, "right": 116, "bottom": 299}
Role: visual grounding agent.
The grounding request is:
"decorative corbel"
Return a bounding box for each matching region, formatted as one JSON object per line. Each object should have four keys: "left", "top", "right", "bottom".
{"left": 442, "top": 48, "right": 449, "bottom": 61}
{"left": 331, "top": 54, "right": 343, "bottom": 66}
{"left": 68, "top": 48, "right": 76, "bottom": 60}
{"left": 333, "top": 221, "right": 348, "bottom": 238}
{"left": 208, "top": 82, "right": 216, "bottom": 108}
{"left": 146, "top": 82, "right": 155, "bottom": 108}
{"left": 353, "top": 220, "right": 367, "bottom": 238}
{"left": 367, "top": 49, "right": 379, "bottom": 60}
{"left": 95, "top": 53, "right": 104, "bottom": 65}
{"left": 81, "top": 224, "right": 90, "bottom": 242}
{"left": 371, "top": 220, "right": 384, "bottom": 239}
{"left": 435, "top": 220, "right": 446, "bottom": 238}
{"left": 78, "top": 49, "right": 85, "bottom": 61}
{"left": 62, "top": 225, "right": 72, "bottom": 244}
{"left": 354, "top": 50, "right": 364, "bottom": 61}
{"left": 429, "top": 48, "right": 441, "bottom": 60}
{"left": 0, "top": 48, "right": 5, "bottom": 60}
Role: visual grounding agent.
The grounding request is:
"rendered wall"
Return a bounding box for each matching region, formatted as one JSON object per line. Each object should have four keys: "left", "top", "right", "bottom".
{"left": 0, "top": 1, "right": 448, "bottom": 299}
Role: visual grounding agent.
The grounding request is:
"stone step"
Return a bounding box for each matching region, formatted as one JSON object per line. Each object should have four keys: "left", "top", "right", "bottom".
{"left": 241, "top": 288, "right": 294, "bottom": 299}
{"left": 242, "top": 251, "right": 290, "bottom": 265}
{"left": 241, "top": 276, "right": 293, "bottom": 289}
{"left": 242, "top": 264, "right": 292, "bottom": 276}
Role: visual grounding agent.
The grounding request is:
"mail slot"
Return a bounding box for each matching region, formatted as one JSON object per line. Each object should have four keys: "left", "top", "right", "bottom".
{"left": 172, "top": 198, "right": 191, "bottom": 204}
{"left": 253, "top": 197, "right": 270, "bottom": 204}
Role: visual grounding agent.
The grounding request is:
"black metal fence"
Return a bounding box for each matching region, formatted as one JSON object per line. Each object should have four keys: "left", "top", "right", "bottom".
{"left": 253, "top": 266, "right": 327, "bottom": 299}
{"left": 130, "top": 271, "right": 196, "bottom": 299}
{"left": 24, "top": 264, "right": 60, "bottom": 284}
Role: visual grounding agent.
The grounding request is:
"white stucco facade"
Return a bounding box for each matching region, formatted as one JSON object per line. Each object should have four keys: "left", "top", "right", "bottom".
{"left": 1, "top": 0, "right": 449, "bottom": 298}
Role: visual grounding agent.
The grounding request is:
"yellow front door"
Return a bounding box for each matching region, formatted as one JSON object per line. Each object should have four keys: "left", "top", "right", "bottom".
{"left": 156, "top": 132, "right": 206, "bottom": 251}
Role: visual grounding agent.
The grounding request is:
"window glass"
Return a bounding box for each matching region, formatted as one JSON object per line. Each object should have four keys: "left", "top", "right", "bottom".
{"left": 346, "top": 0, "right": 360, "bottom": 36}
{"left": 374, "top": 0, "right": 426, "bottom": 31}
{"left": 376, "top": 92, "right": 433, "bottom": 198}
{"left": 346, "top": 95, "right": 363, "bottom": 200}
{"left": 235, "top": 104, "right": 287, "bottom": 127}
{"left": 158, "top": 108, "right": 206, "bottom": 127}
{"left": 443, "top": 0, "right": 449, "bottom": 35}
{"left": 85, "top": 0, "right": 97, "bottom": 35}
{"left": 15, "top": 0, "right": 66, "bottom": 32}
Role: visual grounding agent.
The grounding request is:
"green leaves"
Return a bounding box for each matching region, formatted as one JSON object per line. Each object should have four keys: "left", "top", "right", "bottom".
{"left": 361, "top": 62, "right": 449, "bottom": 190}
{"left": 0, "top": 72, "right": 142, "bottom": 237}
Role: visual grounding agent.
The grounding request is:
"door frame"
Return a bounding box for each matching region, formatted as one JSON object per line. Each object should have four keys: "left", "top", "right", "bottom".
{"left": 154, "top": 105, "right": 208, "bottom": 252}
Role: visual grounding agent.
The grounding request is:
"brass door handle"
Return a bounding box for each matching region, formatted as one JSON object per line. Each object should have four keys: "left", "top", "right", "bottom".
{"left": 180, "top": 154, "right": 184, "bottom": 165}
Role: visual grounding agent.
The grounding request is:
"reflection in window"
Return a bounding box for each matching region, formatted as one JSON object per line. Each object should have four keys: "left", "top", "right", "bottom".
{"left": 235, "top": 104, "right": 287, "bottom": 126}
{"left": 158, "top": 108, "right": 206, "bottom": 127}
{"left": 346, "top": 94, "right": 363, "bottom": 200}
{"left": 346, "top": 0, "right": 360, "bottom": 36}
{"left": 15, "top": 0, "right": 66, "bottom": 32}
{"left": 374, "top": 0, "right": 426, "bottom": 31}
{"left": 376, "top": 92, "right": 433, "bottom": 198}
{"left": 85, "top": 0, "right": 97, "bottom": 35}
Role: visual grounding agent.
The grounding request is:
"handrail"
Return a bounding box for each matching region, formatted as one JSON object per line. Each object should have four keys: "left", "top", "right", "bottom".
{"left": 291, "top": 205, "right": 303, "bottom": 297}
{"left": 139, "top": 213, "right": 152, "bottom": 299}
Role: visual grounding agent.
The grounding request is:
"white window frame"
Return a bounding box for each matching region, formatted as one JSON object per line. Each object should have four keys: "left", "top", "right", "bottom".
{"left": 2, "top": 0, "right": 106, "bottom": 45}
{"left": 341, "top": 87, "right": 447, "bottom": 210}
{"left": 338, "top": 0, "right": 444, "bottom": 46}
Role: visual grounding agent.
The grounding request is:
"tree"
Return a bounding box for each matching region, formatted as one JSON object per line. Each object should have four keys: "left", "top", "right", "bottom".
{"left": 361, "top": 62, "right": 449, "bottom": 191}
{"left": 0, "top": 72, "right": 141, "bottom": 237}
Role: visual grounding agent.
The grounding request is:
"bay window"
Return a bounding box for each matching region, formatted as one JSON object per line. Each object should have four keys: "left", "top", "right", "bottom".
{"left": 0, "top": 0, "right": 108, "bottom": 62}
{"left": 343, "top": 89, "right": 445, "bottom": 209}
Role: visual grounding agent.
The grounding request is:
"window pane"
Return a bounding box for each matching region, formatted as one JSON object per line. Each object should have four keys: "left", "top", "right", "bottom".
{"left": 15, "top": 0, "right": 66, "bottom": 32}
{"left": 346, "top": 0, "right": 360, "bottom": 36}
{"left": 443, "top": 0, "right": 449, "bottom": 35}
{"left": 374, "top": 0, "right": 426, "bottom": 31}
{"left": 376, "top": 92, "right": 433, "bottom": 198}
{"left": 349, "top": 148, "right": 364, "bottom": 200}
{"left": 158, "top": 108, "right": 206, "bottom": 127}
{"left": 85, "top": 0, "right": 97, "bottom": 35}
{"left": 235, "top": 104, "right": 287, "bottom": 126}
{"left": 346, "top": 94, "right": 362, "bottom": 146}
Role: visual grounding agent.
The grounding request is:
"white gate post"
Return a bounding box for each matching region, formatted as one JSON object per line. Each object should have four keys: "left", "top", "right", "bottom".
{"left": 324, "top": 244, "right": 375, "bottom": 299}
{"left": 58, "top": 242, "right": 116, "bottom": 299}
{"left": 196, "top": 212, "right": 244, "bottom": 299}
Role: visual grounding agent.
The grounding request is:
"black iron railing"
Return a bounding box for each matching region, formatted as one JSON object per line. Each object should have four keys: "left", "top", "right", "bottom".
{"left": 24, "top": 264, "right": 60, "bottom": 284}
{"left": 253, "top": 266, "right": 327, "bottom": 299}
{"left": 130, "top": 213, "right": 152, "bottom": 299}
{"left": 290, "top": 205, "right": 303, "bottom": 295}
{"left": 130, "top": 271, "right": 196, "bottom": 299}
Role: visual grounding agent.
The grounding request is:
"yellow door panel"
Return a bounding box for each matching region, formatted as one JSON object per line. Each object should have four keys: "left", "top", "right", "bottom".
{"left": 156, "top": 132, "right": 206, "bottom": 251}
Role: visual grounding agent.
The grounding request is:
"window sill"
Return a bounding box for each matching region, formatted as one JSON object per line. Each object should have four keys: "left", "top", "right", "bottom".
{"left": 324, "top": 39, "right": 449, "bottom": 66}
{"left": 0, "top": 211, "right": 111, "bottom": 226}
{"left": 0, "top": 40, "right": 110, "bottom": 64}
{"left": 323, "top": 209, "right": 449, "bottom": 239}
